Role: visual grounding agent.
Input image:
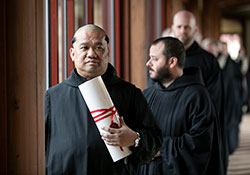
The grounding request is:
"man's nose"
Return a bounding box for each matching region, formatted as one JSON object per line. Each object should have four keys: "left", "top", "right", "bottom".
{"left": 146, "top": 59, "right": 152, "bottom": 67}
{"left": 180, "top": 27, "right": 186, "bottom": 34}
{"left": 87, "top": 47, "right": 97, "bottom": 57}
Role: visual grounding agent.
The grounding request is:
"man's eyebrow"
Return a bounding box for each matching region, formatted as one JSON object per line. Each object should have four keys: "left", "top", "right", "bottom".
{"left": 94, "top": 42, "right": 104, "bottom": 45}
{"left": 79, "top": 42, "right": 88, "bottom": 46}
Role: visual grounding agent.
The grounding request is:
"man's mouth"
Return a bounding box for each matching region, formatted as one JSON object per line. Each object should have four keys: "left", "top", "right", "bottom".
{"left": 149, "top": 68, "right": 154, "bottom": 72}
{"left": 86, "top": 59, "right": 98, "bottom": 64}
{"left": 148, "top": 69, "right": 154, "bottom": 74}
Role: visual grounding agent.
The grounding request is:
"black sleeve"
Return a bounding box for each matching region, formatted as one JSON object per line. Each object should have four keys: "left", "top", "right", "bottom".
{"left": 160, "top": 91, "right": 216, "bottom": 174}
{"left": 206, "top": 58, "right": 224, "bottom": 114}
{"left": 129, "top": 88, "right": 162, "bottom": 164}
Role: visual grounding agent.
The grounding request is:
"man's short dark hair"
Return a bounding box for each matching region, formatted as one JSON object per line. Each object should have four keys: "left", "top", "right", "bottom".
{"left": 152, "top": 37, "right": 186, "bottom": 68}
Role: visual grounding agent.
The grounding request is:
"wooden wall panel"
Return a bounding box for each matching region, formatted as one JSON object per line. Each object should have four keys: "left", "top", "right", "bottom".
{"left": 67, "top": 0, "right": 75, "bottom": 77}
{"left": 184, "top": 0, "right": 202, "bottom": 30}
{"left": 50, "top": 0, "right": 58, "bottom": 86}
{"left": 171, "top": 0, "right": 184, "bottom": 18}
{"left": 201, "top": 0, "right": 221, "bottom": 39}
{"left": 114, "top": 0, "right": 121, "bottom": 77}
{"left": 130, "top": 0, "right": 147, "bottom": 90}
{"left": 6, "top": 0, "right": 37, "bottom": 173}
{"left": 0, "top": 0, "right": 7, "bottom": 174}
{"left": 36, "top": 0, "right": 45, "bottom": 174}
{"left": 164, "top": 0, "right": 184, "bottom": 29}
{"left": 120, "top": 0, "right": 131, "bottom": 81}
{"left": 166, "top": 0, "right": 173, "bottom": 28}
{"left": 5, "top": 0, "right": 45, "bottom": 174}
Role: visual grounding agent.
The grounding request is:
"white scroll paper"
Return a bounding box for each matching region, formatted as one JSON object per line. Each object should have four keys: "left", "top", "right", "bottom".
{"left": 78, "top": 76, "right": 132, "bottom": 162}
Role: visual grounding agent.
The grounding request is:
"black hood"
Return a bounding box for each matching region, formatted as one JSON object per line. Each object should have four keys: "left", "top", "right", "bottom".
{"left": 64, "top": 63, "right": 121, "bottom": 87}
{"left": 156, "top": 67, "right": 205, "bottom": 91}
{"left": 186, "top": 41, "right": 203, "bottom": 56}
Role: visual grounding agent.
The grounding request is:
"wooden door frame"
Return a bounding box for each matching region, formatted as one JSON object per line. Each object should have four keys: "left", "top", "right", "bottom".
{"left": 0, "top": 0, "right": 7, "bottom": 173}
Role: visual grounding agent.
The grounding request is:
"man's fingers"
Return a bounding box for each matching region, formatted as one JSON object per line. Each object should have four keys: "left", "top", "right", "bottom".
{"left": 101, "top": 133, "right": 115, "bottom": 139}
{"left": 105, "top": 141, "right": 119, "bottom": 146}
{"left": 101, "top": 126, "right": 119, "bottom": 134}
{"left": 101, "top": 136, "right": 119, "bottom": 146}
{"left": 101, "top": 126, "right": 111, "bottom": 132}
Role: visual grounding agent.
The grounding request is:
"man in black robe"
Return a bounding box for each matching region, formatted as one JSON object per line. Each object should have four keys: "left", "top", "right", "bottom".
{"left": 171, "top": 10, "right": 228, "bottom": 173}
{"left": 45, "top": 24, "right": 162, "bottom": 175}
{"left": 217, "top": 42, "right": 243, "bottom": 154}
{"left": 202, "top": 39, "right": 244, "bottom": 155}
{"left": 138, "top": 37, "right": 224, "bottom": 175}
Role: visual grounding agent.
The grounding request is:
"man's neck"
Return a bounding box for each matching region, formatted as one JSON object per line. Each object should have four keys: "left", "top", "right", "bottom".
{"left": 184, "top": 40, "right": 194, "bottom": 50}
{"left": 76, "top": 70, "right": 105, "bottom": 80}
{"left": 161, "top": 69, "right": 183, "bottom": 88}
{"left": 161, "top": 79, "right": 175, "bottom": 88}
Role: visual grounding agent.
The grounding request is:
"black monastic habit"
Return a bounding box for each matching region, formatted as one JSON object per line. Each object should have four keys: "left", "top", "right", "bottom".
{"left": 138, "top": 68, "right": 224, "bottom": 175}
{"left": 185, "top": 41, "right": 228, "bottom": 171}
{"left": 185, "top": 41, "right": 224, "bottom": 116}
{"left": 221, "top": 56, "right": 243, "bottom": 154}
{"left": 45, "top": 64, "right": 162, "bottom": 175}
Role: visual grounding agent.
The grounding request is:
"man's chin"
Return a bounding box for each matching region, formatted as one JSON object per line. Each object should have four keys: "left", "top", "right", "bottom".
{"left": 85, "top": 63, "right": 101, "bottom": 71}
{"left": 150, "top": 76, "right": 160, "bottom": 82}
{"left": 179, "top": 38, "right": 187, "bottom": 44}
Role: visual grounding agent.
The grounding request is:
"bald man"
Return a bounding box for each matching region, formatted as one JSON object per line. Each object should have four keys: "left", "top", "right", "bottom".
{"left": 172, "top": 10, "right": 228, "bottom": 173}
{"left": 45, "top": 24, "right": 162, "bottom": 175}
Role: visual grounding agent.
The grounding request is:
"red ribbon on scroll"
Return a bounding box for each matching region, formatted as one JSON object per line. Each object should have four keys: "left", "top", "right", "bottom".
{"left": 91, "top": 106, "right": 117, "bottom": 123}
{"left": 91, "top": 106, "right": 124, "bottom": 151}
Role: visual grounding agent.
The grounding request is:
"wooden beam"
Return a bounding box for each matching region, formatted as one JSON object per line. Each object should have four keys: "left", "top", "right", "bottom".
{"left": 6, "top": 0, "right": 45, "bottom": 173}
{"left": 202, "top": 0, "right": 221, "bottom": 39}
{"left": 36, "top": 0, "right": 45, "bottom": 174}
{"left": 88, "top": 0, "right": 93, "bottom": 23}
{"left": 218, "top": 0, "right": 250, "bottom": 8}
{"left": 50, "top": 0, "right": 58, "bottom": 86}
{"left": 114, "top": 0, "right": 121, "bottom": 76}
{"left": 130, "top": 0, "right": 147, "bottom": 89}
{"left": 0, "top": 0, "right": 7, "bottom": 173}
{"left": 67, "top": 0, "right": 74, "bottom": 76}
{"left": 120, "top": 0, "right": 131, "bottom": 81}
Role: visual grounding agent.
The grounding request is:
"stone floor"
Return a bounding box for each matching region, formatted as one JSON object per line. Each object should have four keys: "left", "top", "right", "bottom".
{"left": 227, "top": 114, "right": 250, "bottom": 175}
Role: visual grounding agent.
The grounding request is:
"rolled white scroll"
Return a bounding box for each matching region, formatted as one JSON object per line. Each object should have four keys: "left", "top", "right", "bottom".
{"left": 78, "top": 76, "right": 132, "bottom": 162}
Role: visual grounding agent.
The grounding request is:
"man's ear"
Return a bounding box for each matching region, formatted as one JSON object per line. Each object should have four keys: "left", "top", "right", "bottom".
{"left": 194, "top": 26, "right": 199, "bottom": 35}
{"left": 168, "top": 57, "right": 178, "bottom": 68}
{"left": 107, "top": 46, "right": 110, "bottom": 57}
{"left": 69, "top": 48, "right": 75, "bottom": 61}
